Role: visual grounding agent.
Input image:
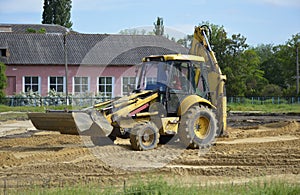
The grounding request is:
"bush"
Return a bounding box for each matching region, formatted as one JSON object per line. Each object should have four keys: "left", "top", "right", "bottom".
{"left": 261, "top": 84, "right": 283, "bottom": 96}
{"left": 12, "top": 90, "right": 42, "bottom": 106}
{"left": 0, "top": 62, "right": 7, "bottom": 99}
{"left": 43, "top": 89, "right": 68, "bottom": 106}
{"left": 5, "top": 90, "right": 110, "bottom": 107}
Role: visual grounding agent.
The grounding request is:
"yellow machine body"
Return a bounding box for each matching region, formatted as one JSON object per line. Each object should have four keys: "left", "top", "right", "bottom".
{"left": 28, "top": 25, "right": 227, "bottom": 150}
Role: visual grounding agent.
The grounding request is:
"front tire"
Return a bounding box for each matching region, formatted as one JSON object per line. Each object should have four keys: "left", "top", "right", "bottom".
{"left": 130, "top": 122, "right": 160, "bottom": 151}
{"left": 179, "top": 105, "right": 217, "bottom": 149}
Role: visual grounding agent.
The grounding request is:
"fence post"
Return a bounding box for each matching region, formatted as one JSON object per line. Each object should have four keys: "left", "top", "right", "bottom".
{"left": 3, "top": 179, "right": 6, "bottom": 195}
{"left": 123, "top": 180, "right": 126, "bottom": 193}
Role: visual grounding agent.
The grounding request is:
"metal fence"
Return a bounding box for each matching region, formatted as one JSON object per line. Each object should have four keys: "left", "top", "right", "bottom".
{"left": 1, "top": 96, "right": 300, "bottom": 107}
{"left": 0, "top": 96, "right": 112, "bottom": 107}
{"left": 228, "top": 96, "right": 300, "bottom": 104}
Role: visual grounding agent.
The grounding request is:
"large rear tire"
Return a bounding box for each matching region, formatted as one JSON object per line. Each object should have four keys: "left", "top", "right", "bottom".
{"left": 179, "top": 105, "right": 217, "bottom": 149}
{"left": 130, "top": 122, "right": 160, "bottom": 151}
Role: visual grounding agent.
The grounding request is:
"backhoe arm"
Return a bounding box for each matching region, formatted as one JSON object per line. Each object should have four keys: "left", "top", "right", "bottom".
{"left": 189, "top": 25, "right": 227, "bottom": 135}
{"left": 190, "top": 25, "right": 221, "bottom": 74}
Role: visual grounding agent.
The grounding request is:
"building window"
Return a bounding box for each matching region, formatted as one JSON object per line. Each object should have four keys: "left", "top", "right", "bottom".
{"left": 98, "top": 77, "right": 114, "bottom": 97}
{"left": 146, "top": 77, "right": 157, "bottom": 84}
{"left": 24, "top": 76, "right": 40, "bottom": 93}
{"left": 74, "top": 77, "right": 89, "bottom": 93}
{"left": 0, "top": 48, "right": 8, "bottom": 57}
{"left": 49, "top": 76, "right": 64, "bottom": 93}
{"left": 122, "top": 77, "right": 136, "bottom": 96}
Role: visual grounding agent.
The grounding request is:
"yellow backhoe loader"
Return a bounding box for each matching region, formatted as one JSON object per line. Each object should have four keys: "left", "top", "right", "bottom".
{"left": 28, "top": 25, "right": 227, "bottom": 151}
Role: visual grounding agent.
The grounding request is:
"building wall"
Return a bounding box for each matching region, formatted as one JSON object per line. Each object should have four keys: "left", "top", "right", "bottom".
{"left": 5, "top": 64, "right": 137, "bottom": 97}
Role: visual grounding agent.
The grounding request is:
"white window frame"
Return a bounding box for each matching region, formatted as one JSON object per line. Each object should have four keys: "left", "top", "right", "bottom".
{"left": 146, "top": 77, "right": 157, "bottom": 84}
{"left": 122, "top": 76, "right": 138, "bottom": 96}
{"left": 73, "top": 76, "right": 90, "bottom": 94}
{"left": 23, "top": 76, "right": 41, "bottom": 94}
{"left": 98, "top": 76, "right": 114, "bottom": 98}
{"left": 48, "top": 76, "right": 65, "bottom": 93}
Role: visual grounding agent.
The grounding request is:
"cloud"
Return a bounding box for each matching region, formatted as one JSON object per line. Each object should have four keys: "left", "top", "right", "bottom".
{"left": 252, "top": 0, "right": 300, "bottom": 7}
{"left": 169, "top": 24, "right": 195, "bottom": 36}
{"left": 73, "top": 0, "right": 145, "bottom": 12}
{"left": 73, "top": 0, "right": 114, "bottom": 11}
{"left": 0, "top": 0, "right": 43, "bottom": 13}
{"left": 74, "top": 0, "right": 208, "bottom": 12}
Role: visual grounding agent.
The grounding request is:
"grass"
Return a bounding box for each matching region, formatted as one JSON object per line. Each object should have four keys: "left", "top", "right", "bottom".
{"left": 4, "top": 178, "right": 300, "bottom": 195}
{"left": 0, "top": 105, "right": 82, "bottom": 121}
{"left": 1, "top": 103, "right": 300, "bottom": 114}
{"left": 0, "top": 103, "right": 299, "bottom": 121}
{"left": 228, "top": 103, "right": 300, "bottom": 113}
{"left": 0, "top": 104, "right": 81, "bottom": 112}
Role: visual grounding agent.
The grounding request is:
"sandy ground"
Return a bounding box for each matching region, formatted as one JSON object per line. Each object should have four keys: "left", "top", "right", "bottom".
{"left": 0, "top": 113, "right": 299, "bottom": 186}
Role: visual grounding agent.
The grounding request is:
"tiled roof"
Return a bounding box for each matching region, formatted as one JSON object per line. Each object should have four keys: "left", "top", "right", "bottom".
{"left": 0, "top": 23, "right": 72, "bottom": 34}
{"left": 0, "top": 33, "right": 188, "bottom": 65}
{"left": 0, "top": 33, "right": 65, "bottom": 64}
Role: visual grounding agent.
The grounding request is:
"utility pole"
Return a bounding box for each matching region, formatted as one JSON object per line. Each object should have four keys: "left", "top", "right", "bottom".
{"left": 288, "top": 44, "right": 299, "bottom": 95}
{"left": 64, "top": 32, "right": 69, "bottom": 105}
{"left": 296, "top": 45, "right": 299, "bottom": 95}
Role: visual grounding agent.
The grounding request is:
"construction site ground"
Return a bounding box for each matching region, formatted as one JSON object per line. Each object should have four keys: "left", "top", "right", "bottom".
{"left": 0, "top": 112, "right": 299, "bottom": 187}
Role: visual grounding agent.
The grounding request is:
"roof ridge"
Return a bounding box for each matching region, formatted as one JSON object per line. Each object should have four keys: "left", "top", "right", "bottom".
{"left": 0, "top": 32, "right": 188, "bottom": 65}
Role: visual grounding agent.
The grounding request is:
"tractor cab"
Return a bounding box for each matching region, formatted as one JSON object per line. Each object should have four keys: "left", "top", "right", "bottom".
{"left": 137, "top": 54, "right": 210, "bottom": 114}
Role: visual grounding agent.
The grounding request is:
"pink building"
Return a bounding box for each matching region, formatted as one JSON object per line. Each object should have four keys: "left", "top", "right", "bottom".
{"left": 0, "top": 24, "right": 188, "bottom": 98}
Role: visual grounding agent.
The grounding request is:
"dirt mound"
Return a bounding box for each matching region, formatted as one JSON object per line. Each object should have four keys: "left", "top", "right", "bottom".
{"left": 0, "top": 115, "right": 299, "bottom": 185}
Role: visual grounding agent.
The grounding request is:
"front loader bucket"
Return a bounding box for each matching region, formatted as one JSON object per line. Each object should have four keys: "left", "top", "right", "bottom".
{"left": 28, "top": 112, "right": 79, "bottom": 135}
{"left": 72, "top": 110, "right": 113, "bottom": 136}
{"left": 28, "top": 110, "right": 113, "bottom": 136}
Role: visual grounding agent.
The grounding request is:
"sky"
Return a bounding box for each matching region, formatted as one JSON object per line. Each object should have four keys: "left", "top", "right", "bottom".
{"left": 0, "top": 0, "right": 299, "bottom": 46}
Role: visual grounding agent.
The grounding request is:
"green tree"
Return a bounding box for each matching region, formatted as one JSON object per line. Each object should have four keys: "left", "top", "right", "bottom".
{"left": 261, "top": 84, "right": 283, "bottom": 96}
{"left": 42, "top": 0, "right": 73, "bottom": 28}
{"left": 254, "top": 44, "right": 281, "bottom": 90}
{"left": 240, "top": 49, "right": 267, "bottom": 96}
{"left": 179, "top": 21, "right": 299, "bottom": 97}
{"left": 42, "top": 0, "right": 53, "bottom": 24}
{"left": 203, "top": 22, "right": 231, "bottom": 69}
{"left": 0, "top": 62, "right": 7, "bottom": 98}
{"left": 255, "top": 33, "right": 300, "bottom": 96}
{"left": 153, "top": 17, "right": 164, "bottom": 36}
{"left": 284, "top": 33, "right": 300, "bottom": 95}
{"left": 200, "top": 21, "right": 250, "bottom": 96}
{"left": 271, "top": 45, "right": 292, "bottom": 88}
{"left": 253, "top": 44, "right": 274, "bottom": 63}
{"left": 177, "top": 35, "right": 193, "bottom": 48}
{"left": 224, "top": 33, "right": 250, "bottom": 96}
